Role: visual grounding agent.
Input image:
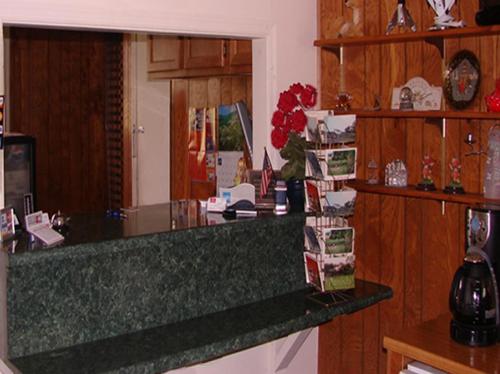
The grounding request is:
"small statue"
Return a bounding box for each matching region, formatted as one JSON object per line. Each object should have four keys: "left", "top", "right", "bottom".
{"left": 331, "top": 0, "right": 364, "bottom": 38}
{"left": 485, "top": 78, "right": 500, "bottom": 112}
{"left": 426, "top": 0, "right": 464, "bottom": 30}
{"left": 335, "top": 92, "right": 353, "bottom": 112}
{"left": 416, "top": 155, "right": 437, "bottom": 191}
{"left": 444, "top": 157, "right": 465, "bottom": 194}
{"left": 386, "top": 0, "right": 417, "bottom": 35}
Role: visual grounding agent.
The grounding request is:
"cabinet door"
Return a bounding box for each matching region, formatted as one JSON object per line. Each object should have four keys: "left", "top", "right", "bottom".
{"left": 148, "top": 35, "right": 183, "bottom": 72}
{"left": 227, "top": 39, "right": 252, "bottom": 67}
{"left": 183, "top": 38, "right": 225, "bottom": 69}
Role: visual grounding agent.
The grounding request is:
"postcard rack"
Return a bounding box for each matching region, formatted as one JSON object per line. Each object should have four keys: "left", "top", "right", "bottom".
{"left": 303, "top": 112, "right": 357, "bottom": 294}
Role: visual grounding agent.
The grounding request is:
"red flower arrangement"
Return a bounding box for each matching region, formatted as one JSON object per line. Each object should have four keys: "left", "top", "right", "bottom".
{"left": 271, "top": 83, "right": 317, "bottom": 149}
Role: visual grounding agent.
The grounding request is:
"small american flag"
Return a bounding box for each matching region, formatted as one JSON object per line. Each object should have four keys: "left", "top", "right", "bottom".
{"left": 260, "top": 148, "right": 274, "bottom": 198}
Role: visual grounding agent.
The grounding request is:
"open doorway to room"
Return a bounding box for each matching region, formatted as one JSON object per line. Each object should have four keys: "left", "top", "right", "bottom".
{"left": 4, "top": 27, "right": 253, "bottom": 218}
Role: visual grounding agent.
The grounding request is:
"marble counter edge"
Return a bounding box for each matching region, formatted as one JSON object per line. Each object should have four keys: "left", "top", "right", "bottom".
{"left": 11, "top": 280, "right": 393, "bottom": 374}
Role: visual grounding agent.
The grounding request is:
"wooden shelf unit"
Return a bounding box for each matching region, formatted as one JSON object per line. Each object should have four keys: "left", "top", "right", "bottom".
{"left": 314, "top": 25, "right": 500, "bottom": 49}
{"left": 347, "top": 180, "right": 500, "bottom": 206}
{"left": 326, "top": 109, "right": 500, "bottom": 120}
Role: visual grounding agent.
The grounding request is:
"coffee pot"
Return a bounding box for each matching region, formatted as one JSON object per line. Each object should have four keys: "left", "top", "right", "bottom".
{"left": 449, "top": 248, "right": 499, "bottom": 346}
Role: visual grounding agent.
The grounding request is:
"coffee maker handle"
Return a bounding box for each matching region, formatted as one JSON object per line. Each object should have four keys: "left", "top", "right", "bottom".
{"left": 468, "top": 246, "right": 500, "bottom": 327}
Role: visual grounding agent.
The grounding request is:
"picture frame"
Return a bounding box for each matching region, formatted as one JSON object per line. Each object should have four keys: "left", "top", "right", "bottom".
{"left": 0, "top": 207, "right": 15, "bottom": 242}
{"left": 444, "top": 50, "right": 481, "bottom": 110}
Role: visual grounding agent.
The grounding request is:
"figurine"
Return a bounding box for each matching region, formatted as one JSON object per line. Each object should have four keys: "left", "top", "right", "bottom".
{"left": 416, "top": 155, "right": 437, "bottom": 191}
{"left": 367, "top": 159, "right": 379, "bottom": 185}
{"left": 444, "top": 157, "right": 465, "bottom": 194}
{"left": 485, "top": 79, "right": 500, "bottom": 112}
{"left": 335, "top": 92, "right": 353, "bottom": 112}
{"left": 385, "top": 160, "right": 408, "bottom": 187}
{"left": 386, "top": 0, "right": 417, "bottom": 35}
{"left": 331, "top": 0, "right": 363, "bottom": 38}
{"left": 426, "top": 0, "right": 465, "bottom": 30}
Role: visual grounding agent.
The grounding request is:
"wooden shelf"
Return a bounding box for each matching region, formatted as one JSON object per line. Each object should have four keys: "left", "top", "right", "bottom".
{"left": 327, "top": 109, "right": 500, "bottom": 120}
{"left": 314, "top": 25, "right": 500, "bottom": 49}
{"left": 347, "top": 180, "right": 500, "bottom": 205}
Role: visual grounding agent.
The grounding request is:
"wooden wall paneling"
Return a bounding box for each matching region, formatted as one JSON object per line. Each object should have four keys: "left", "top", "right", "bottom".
{"left": 379, "top": 195, "right": 405, "bottom": 374}
{"left": 317, "top": 318, "right": 342, "bottom": 374}
{"left": 230, "top": 77, "right": 247, "bottom": 103}
{"left": 361, "top": 193, "right": 382, "bottom": 374}
{"left": 29, "top": 30, "right": 50, "bottom": 213}
{"left": 422, "top": 201, "right": 461, "bottom": 321}
{"left": 404, "top": 198, "right": 423, "bottom": 327}
{"left": 245, "top": 76, "right": 252, "bottom": 111}
{"left": 47, "top": 30, "right": 63, "bottom": 213}
{"left": 220, "top": 77, "right": 233, "bottom": 104}
{"left": 170, "top": 80, "right": 189, "bottom": 200}
{"left": 207, "top": 78, "right": 221, "bottom": 108}
{"left": 87, "top": 34, "right": 107, "bottom": 212}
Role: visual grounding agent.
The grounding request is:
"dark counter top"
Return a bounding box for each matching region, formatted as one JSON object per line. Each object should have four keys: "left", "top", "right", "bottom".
{"left": 11, "top": 280, "right": 392, "bottom": 374}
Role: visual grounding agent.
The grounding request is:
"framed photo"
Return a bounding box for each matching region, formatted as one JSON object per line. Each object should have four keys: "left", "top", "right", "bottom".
{"left": 304, "top": 252, "right": 323, "bottom": 291}
{"left": 323, "top": 148, "right": 357, "bottom": 180}
{"left": 0, "top": 207, "right": 15, "bottom": 242}
{"left": 444, "top": 50, "right": 481, "bottom": 110}
{"left": 323, "top": 189, "right": 356, "bottom": 217}
{"left": 322, "top": 227, "right": 355, "bottom": 256}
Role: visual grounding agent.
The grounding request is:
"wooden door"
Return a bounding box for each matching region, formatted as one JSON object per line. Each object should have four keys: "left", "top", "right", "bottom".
{"left": 147, "top": 35, "right": 183, "bottom": 72}
{"left": 183, "top": 38, "right": 225, "bottom": 69}
{"left": 228, "top": 40, "right": 252, "bottom": 67}
{"left": 9, "top": 27, "right": 125, "bottom": 215}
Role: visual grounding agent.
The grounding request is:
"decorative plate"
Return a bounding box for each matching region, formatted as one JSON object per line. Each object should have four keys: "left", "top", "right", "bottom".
{"left": 444, "top": 50, "right": 481, "bottom": 110}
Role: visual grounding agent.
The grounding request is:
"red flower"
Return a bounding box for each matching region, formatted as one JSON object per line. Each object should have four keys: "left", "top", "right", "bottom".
{"left": 271, "top": 110, "right": 286, "bottom": 128}
{"left": 277, "top": 90, "right": 299, "bottom": 113}
{"left": 271, "top": 127, "right": 289, "bottom": 149}
{"left": 289, "top": 83, "right": 304, "bottom": 95}
{"left": 286, "top": 109, "right": 307, "bottom": 132}
{"left": 301, "top": 84, "right": 317, "bottom": 109}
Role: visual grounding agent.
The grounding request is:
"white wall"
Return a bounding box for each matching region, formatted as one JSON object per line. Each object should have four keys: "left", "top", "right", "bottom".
{"left": 0, "top": 0, "right": 317, "bottom": 169}
{"left": 130, "top": 34, "right": 170, "bottom": 205}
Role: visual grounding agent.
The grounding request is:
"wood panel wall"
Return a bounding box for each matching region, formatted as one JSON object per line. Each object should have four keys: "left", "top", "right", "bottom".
{"left": 170, "top": 76, "right": 252, "bottom": 200}
{"left": 9, "top": 28, "right": 123, "bottom": 215}
{"left": 317, "top": 2, "right": 499, "bottom": 373}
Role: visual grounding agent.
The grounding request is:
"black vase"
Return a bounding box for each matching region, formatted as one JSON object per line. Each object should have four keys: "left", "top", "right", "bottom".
{"left": 286, "top": 179, "right": 305, "bottom": 212}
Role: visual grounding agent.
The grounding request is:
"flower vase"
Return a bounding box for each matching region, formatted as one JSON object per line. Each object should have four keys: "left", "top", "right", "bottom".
{"left": 486, "top": 79, "right": 500, "bottom": 112}
{"left": 286, "top": 179, "right": 305, "bottom": 213}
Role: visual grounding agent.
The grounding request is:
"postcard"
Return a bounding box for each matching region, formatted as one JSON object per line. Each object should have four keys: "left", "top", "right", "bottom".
{"left": 305, "top": 150, "right": 324, "bottom": 180}
{"left": 304, "top": 225, "right": 321, "bottom": 254}
{"left": 323, "top": 114, "right": 356, "bottom": 144}
{"left": 323, "top": 147, "right": 357, "bottom": 180}
{"left": 321, "top": 227, "right": 355, "bottom": 257}
{"left": 323, "top": 189, "right": 356, "bottom": 217}
{"left": 304, "top": 180, "right": 322, "bottom": 213}
{"left": 304, "top": 252, "right": 323, "bottom": 291}
{"left": 323, "top": 254, "right": 355, "bottom": 291}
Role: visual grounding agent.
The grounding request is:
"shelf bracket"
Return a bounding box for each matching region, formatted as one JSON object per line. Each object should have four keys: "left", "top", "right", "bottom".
{"left": 424, "top": 37, "right": 444, "bottom": 59}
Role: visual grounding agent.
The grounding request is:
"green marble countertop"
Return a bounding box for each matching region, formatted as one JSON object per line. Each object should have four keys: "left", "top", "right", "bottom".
{"left": 11, "top": 280, "right": 392, "bottom": 374}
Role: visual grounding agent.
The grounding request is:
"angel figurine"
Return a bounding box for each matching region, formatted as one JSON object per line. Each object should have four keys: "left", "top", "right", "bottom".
{"left": 416, "top": 155, "right": 437, "bottom": 191}
{"left": 444, "top": 157, "right": 465, "bottom": 194}
{"left": 427, "top": 0, "right": 465, "bottom": 30}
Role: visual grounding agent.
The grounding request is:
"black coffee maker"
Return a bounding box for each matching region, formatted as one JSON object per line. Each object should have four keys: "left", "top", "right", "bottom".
{"left": 449, "top": 205, "right": 500, "bottom": 346}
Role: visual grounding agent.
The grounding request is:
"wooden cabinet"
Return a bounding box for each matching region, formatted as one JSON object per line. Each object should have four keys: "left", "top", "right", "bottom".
{"left": 148, "top": 36, "right": 251, "bottom": 79}
{"left": 384, "top": 314, "right": 500, "bottom": 374}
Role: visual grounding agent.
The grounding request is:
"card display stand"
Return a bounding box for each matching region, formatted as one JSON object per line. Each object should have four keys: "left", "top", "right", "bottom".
{"left": 303, "top": 113, "right": 358, "bottom": 294}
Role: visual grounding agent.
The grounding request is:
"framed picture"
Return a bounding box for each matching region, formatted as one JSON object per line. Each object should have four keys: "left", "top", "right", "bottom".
{"left": 444, "top": 50, "right": 481, "bottom": 110}
{"left": 321, "top": 227, "right": 355, "bottom": 257}
{"left": 323, "top": 148, "right": 357, "bottom": 180}
{"left": 0, "top": 207, "right": 15, "bottom": 242}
